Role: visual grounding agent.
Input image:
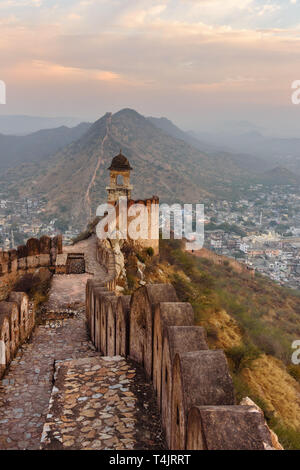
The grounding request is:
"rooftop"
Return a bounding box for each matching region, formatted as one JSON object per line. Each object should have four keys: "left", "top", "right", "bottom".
{"left": 108, "top": 151, "right": 132, "bottom": 171}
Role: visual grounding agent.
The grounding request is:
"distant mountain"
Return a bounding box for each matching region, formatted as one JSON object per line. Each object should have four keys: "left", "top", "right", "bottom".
{"left": 147, "top": 116, "right": 218, "bottom": 154}
{"left": 191, "top": 129, "right": 300, "bottom": 175}
{"left": 0, "top": 115, "right": 84, "bottom": 135}
{"left": 262, "top": 166, "right": 300, "bottom": 185}
{"left": 1, "top": 108, "right": 257, "bottom": 228}
{"left": 0, "top": 123, "right": 91, "bottom": 172}
{"left": 149, "top": 116, "right": 270, "bottom": 173}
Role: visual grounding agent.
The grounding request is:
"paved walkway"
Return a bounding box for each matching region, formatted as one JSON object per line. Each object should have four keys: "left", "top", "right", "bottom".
{"left": 64, "top": 235, "right": 106, "bottom": 278}
{"left": 0, "top": 237, "right": 165, "bottom": 450}
{"left": 0, "top": 305, "right": 97, "bottom": 449}
{"left": 41, "top": 356, "right": 164, "bottom": 450}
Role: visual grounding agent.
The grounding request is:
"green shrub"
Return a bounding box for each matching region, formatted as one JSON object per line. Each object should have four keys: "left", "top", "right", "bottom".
{"left": 226, "top": 343, "right": 261, "bottom": 372}
{"left": 136, "top": 252, "right": 146, "bottom": 263}
{"left": 146, "top": 247, "right": 154, "bottom": 257}
{"left": 171, "top": 273, "right": 194, "bottom": 303}
{"left": 126, "top": 273, "right": 136, "bottom": 291}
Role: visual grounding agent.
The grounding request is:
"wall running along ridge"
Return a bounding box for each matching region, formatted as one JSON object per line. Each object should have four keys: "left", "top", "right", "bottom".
{"left": 86, "top": 241, "right": 277, "bottom": 450}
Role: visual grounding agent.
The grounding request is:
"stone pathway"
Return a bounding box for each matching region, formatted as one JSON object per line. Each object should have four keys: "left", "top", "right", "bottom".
{"left": 0, "top": 236, "right": 165, "bottom": 450}
{"left": 46, "top": 274, "right": 92, "bottom": 311}
{"left": 41, "top": 356, "right": 164, "bottom": 450}
{"left": 0, "top": 308, "right": 97, "bottom": 450}
{"left": 64, "top": 235, "right": 106, "bottom": 278}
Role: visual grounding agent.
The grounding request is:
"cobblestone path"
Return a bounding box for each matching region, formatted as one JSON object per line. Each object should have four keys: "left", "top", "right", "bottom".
{"left": 64, "top": 235, "right": 106, "bottom": 278}
{"left": 0, "top": 237, "right": 165, "bottom": 450}
{"left": 41, "top": 356, "right": 164, "bottom": 450}
{"left": 0, "top": 304, "right": 97, "bottom": 450}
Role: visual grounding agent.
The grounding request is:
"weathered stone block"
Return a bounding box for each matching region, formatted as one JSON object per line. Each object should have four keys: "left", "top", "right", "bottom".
{"left": 18, "top": 257, "right": 27, "bottom": 271}
{"left": 161, "top": 326, "right": 208, "bottom": 448}
{"left": 26, "top": 255, "right": 40, "bottom": 269}
{"left": 107, "top": 297, "right": 118, "bottom": 356}
{"left": 0, "top": 302, "right": 19, "bottom": 359}
{"left": 129, "top": 284, "right": 178, "bottom": 379}
{"left": 11, "top": 258, "right": 18, "bottom": 273}
{"left": 0, "top": 313, "right": 10, "bottom": 376}
{"left": 8, "top": 292, "right": 30, "bottom": 342}
{"left": 100, "top": 293, "right": 116, "bottom": 355}
{"left": 92, "top": 287, "right": 110, "bottom": 348}
{"left": 171, "top": 350, "right": 235, "bottom": 449}
{"left": 153, "top": 302, "right": 194, "bottom": 410}
{"left": 116, "top": 295, "right": 131, "bottom": 356}
{"left": 26, "top": 238, "right": 40, "bottom": 256}
{"left": 17, "top": 245, "right": 27, "bottom": 259}
{"left": 40, "top": 235, "right": 51, "bottom": 254}
{"left": 85, "top": 279, "right": 105, "bottom": 328}
{"left": 39, "top": 254, "right": 51, "bottom": 267}
{"left": 186, "top": 405, "right": 273, "bottom": 450}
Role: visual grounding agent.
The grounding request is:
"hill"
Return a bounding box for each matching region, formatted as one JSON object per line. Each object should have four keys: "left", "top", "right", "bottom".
{"left": 0, "top": 114, "right": 84, "bottom": 135}
{"left": 0, "top": 108, "right": 258, "bottom": 228}
{"left": 261, "top": 166, "right": 300, "bottom": 185}
{"left": 149, "top": 116, "right": 270, "bottom": 173}
{"left": 0, "top": 122, "right": 91, "bottom": 172}
{"left": 123, "top": 238, "right": 300, "bottom": 449}
{"left": 192, "top": 128, "right": 300, "bottom": 176}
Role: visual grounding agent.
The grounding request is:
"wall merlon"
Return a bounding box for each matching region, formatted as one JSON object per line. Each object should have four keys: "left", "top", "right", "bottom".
{"left": 85, "top": 241, "right": 277, "bottom": 451}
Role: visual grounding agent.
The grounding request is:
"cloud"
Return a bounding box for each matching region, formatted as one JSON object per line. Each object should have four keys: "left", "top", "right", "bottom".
{"left": 1, "top": 0, "right": 300, "bottom": 121}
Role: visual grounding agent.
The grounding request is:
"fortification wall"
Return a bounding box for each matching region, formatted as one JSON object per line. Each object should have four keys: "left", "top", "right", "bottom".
{"left": 0, "top": 235, "right": 62, "bottom": 301}
{"left": 0, "top": 234, "right": 63, "bottom": 377}
{"left": 108, "top": 196, "right": 160, "bottom": 255}
{"left": 86, "top": 242, "right": 276, "bottom": 451}
{"left": 0, "top": 292, "right": 35, "bottom": 378}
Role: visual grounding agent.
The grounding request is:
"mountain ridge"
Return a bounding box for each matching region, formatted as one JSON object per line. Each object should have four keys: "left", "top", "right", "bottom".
{"left": 1, "top": 108, "right": 294, "bottom": 229}
{"left": 0, "top": 122, "right": 91, "bottom": 172}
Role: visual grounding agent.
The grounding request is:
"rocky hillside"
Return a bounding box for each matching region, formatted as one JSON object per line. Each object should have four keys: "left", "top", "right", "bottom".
{"left": 1, "top": 109, "right": 258, "bottom": 228}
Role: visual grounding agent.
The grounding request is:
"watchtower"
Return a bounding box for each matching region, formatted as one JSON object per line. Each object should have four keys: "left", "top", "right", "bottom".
{"left": 106, "top": 151, "right": 133, "bottom": 202}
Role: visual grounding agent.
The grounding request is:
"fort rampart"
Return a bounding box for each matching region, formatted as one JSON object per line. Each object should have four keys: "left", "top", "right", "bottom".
{"left": 0, "top": 235, "right": 62, "bottom": 378}
{"left": 86, "top": 241, "right": 275, "bottom": 451}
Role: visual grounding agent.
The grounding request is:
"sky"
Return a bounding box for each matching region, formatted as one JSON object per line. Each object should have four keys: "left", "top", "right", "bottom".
{"left": 1, "top": 0, "right": 300, "bottom": 135}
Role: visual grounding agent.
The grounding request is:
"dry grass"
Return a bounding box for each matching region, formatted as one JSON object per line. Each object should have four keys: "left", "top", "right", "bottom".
{"left": 242, "top": 355, "right": 300, "bottom": 429}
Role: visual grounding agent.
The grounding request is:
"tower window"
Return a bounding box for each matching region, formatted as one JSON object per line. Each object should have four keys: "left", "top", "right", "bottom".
{"left": 117, "top": 174, "right": 123, "bottom": 185}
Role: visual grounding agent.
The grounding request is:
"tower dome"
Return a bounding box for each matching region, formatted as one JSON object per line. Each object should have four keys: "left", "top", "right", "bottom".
{"left": 108, "top": 151, "right": 132, "bottom": 171}
{"left": 106, "top": 151, "right": 133, "bottom": 202}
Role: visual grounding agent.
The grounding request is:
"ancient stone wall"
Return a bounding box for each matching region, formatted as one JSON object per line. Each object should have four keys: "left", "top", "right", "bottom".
{"left": 86, "top": 243, "right": 275, "bottom": 451}
{"left": 104, "top": 197, "right": 160, "bottom": 256}
{"left": 0, "top": 235, "right": 61, "bottom": 377}
{"left": 0, "top": 293, "right": 34, "bottom": 378}
{"left": 0, "top": 235, "right": 63, "bottom": 301}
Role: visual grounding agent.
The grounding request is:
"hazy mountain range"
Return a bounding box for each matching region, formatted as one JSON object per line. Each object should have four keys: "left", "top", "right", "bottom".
{"left": 0, "top": 123, "right": 90, "bottom": 171}
{"left": 0, "top": 115, "right": 84, "bottom": 135}
{"left": 0, "top": 108, "right": 299, "bottom": 228}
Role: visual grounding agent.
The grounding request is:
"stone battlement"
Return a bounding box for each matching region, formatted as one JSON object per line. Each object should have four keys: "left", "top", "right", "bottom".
{"left": 0, "top": 292, "right": 35, "bottom": 378}
{"left": 85, "top": 241, "right": 276, "bottom": 451}
{"left": 0, "top": 235, "right": 63, "bottom": 302}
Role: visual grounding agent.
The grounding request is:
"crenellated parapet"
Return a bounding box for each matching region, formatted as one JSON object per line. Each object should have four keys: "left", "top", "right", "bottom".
{"left": 0, "top": 235, "right": 62, "bottom": 301}
{"left": 0, "top": 292, "right": 35, "bottom": 378}
{"left": 0, "top": 235, "right": 62, "bottom": 276}
{"left": 85, "top": 263, "right": 276, "bottom": 450}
